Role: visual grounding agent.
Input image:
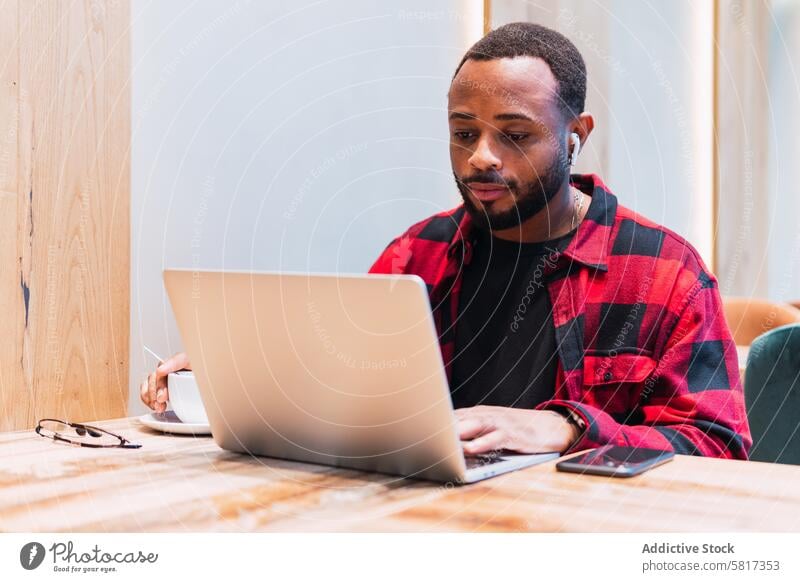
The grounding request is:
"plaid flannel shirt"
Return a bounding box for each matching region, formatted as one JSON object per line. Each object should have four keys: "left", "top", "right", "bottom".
{"left": 368, "top": 174, "right": 751, "bottom": 460}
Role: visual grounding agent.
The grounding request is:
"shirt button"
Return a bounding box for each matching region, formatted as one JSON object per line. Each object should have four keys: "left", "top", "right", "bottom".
{"left": 603, "top": 371, "right": 613, "bottom": 381}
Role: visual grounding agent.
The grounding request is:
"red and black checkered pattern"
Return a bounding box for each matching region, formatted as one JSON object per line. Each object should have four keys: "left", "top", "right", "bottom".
{"left": 369, "top": 174, "right": 751, "bottom": 460}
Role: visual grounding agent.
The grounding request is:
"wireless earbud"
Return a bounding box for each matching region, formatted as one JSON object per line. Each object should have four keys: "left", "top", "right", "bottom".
{"left": 569, "top": 133, "right": 581, "bottom": 166}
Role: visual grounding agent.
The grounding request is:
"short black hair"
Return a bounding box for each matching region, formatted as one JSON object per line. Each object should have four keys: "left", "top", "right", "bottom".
{"left": 453, "top": 22, "right": 587, "bottom": 120}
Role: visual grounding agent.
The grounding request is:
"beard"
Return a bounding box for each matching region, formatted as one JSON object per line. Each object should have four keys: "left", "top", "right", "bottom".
{"left": 454, "top": 150, "right": 568, "bottom": 232}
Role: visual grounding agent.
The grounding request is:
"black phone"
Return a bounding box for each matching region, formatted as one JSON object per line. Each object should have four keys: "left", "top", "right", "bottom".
{"left": 555, "top": 445, "right": 674, "bottom": 477}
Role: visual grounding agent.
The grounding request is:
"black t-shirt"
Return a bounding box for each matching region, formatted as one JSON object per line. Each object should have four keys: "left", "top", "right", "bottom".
{"left": 450, "top": 227, "right": 576, "bottom": 410}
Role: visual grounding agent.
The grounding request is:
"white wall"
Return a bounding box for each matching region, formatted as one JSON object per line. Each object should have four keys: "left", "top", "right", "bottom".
{"left": 606, "top": 0, "right": 714, "bottom": 263}
{"left": 767, "top": 0, "right": 800, "bottom": 302}
{"left": 129, "top": 0, "right": 482, "bottom": 414}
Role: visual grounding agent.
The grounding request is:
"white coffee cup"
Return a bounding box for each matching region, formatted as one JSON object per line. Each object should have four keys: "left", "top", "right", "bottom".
{"left": 167, "top": 371, "right": 209, "bottom": 425}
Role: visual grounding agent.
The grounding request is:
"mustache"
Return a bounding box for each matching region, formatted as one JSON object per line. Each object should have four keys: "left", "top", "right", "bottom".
{"left": 456, "top": 172, "right": 517, "bottom": 189}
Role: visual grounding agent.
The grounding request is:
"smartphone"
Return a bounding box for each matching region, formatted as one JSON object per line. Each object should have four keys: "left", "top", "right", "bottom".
{"left": 556, "top": 445, "right": 674, "bottom": 477}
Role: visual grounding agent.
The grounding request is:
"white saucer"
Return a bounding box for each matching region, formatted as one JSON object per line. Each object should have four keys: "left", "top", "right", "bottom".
{"left": 138, "top": 411, "right": 212, "bottom": 435}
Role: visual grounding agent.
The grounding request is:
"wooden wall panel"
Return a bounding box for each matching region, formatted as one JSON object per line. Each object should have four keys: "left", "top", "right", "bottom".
{"left": 0, "top": 0, "right": 130, "bottom": 431}
{"left": 0, "top": 0, "right": 24, "bottom": 430}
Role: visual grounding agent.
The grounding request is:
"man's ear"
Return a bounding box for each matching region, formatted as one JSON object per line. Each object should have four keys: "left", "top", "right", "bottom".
{"left": 571, "top": 112, "right": 595, "bottom": 147}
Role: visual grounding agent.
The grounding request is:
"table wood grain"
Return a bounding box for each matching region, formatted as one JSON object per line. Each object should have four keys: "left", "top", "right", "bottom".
{"left": 1, "top": 416, "right": 799, "bottom": 532}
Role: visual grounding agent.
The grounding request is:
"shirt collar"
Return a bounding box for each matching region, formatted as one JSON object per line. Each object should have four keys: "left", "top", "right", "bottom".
{"left": 559, "top": 173, "right": 616, "bottom": 272}
{"left": 447, "top": 173, "right": 617, "bottom": 272}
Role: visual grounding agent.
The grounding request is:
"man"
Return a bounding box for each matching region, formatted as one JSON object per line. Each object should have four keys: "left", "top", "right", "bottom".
{"left": 142, "top": 22, "right": 751, "bottom": 460}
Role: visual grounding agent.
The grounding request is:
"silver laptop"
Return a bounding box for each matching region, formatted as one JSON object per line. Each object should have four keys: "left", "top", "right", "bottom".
{"left": 164, "top": 269, "right": 559, "bottom": 483}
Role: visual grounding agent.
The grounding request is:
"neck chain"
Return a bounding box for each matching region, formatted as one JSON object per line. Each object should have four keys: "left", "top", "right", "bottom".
{"left": 571, "top": 190, "right": 585, "bottom": 231}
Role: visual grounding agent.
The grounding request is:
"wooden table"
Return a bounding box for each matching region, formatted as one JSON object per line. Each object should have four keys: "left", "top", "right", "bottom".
{"left": 2, "top": 416, "right": 799, "bottom": 532}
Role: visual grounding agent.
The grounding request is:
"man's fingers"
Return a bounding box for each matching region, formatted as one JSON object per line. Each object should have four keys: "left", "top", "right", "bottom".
{"left": 147, "top": 372, "right": 158, "bottom": 408}
{"left": 140, "top": 376, "right": 164, "bottom": 412}
{"left": 462, "top": 430, "right": 506, "bottom": 456}
{"left": 139, "top": 380, "right": 151, "bottom": 407}
{"left": 144, "top": 351, "right": 190, "bottom": 413}
{"left": 155, "top": 368, "right": 168, "bottom": 405}
{"left": 153, "top": 372, "right": 167, "bottom": 413}
{"left": 453, "top": 405, "right": 488, "bottom": 419}
{"left": 156, "top": 385, "right": 169, "bottom": 404}
{"left": 457, "top": 417, "right": 492, "bottom": 441}
{"left": 139, "top": 351, "right": 190, "bottom": 413}
{"left": 457, "top": 409, "right": 503, "bottom": 455}
{"left": 157, "top": 352, "right": 191, "bottom": 375}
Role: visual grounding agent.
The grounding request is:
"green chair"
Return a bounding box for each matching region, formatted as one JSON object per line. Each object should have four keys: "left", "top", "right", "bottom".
{"left": 744, "top": 324, "right": 800, "bottom": 465}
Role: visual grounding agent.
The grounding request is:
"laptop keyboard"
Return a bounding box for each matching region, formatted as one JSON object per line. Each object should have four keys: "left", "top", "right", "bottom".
{"left": 464, "top": 453, "right": 506, "bottom": 470}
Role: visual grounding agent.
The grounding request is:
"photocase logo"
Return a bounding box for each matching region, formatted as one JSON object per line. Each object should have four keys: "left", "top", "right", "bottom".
{"left": 20, "top": 542, "right": 46, "bottom": 570}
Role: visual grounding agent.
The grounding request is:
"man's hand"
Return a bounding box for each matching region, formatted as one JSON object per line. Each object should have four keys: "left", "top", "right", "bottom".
{"left": 139, "top": 352, "right": 191, "bottom": 413}
{"left": 455, "top": 405, "right": 581, "bottom": 455}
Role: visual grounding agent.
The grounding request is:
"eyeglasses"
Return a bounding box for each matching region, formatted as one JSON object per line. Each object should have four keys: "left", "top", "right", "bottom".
{"left": 35, "top": 419, "right": 142, "bottom": 449}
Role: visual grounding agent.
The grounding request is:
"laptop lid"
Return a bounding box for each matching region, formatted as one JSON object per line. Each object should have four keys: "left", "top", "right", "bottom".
{"left": 163, "top": 269, "right": 469, "bottom": 482}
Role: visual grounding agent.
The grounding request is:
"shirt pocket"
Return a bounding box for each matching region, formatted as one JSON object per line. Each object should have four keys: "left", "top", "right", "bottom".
{"left": 581, "top": 352, "right": 658, "bottom": 414}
